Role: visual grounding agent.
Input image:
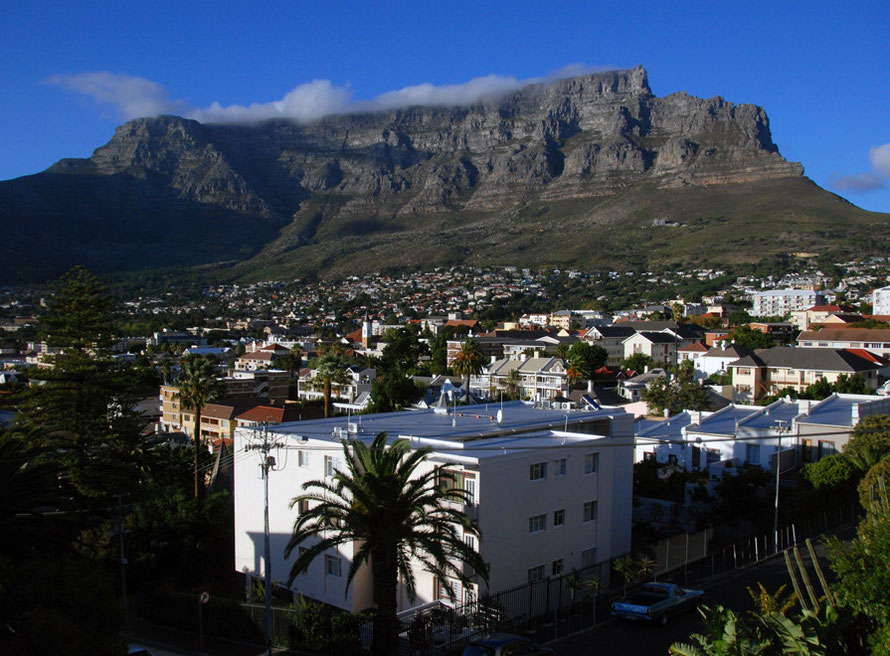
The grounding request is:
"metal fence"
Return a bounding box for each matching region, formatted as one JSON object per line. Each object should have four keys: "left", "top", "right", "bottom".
{"left": 140, "top": 502, "right": 861, "bottom": 655}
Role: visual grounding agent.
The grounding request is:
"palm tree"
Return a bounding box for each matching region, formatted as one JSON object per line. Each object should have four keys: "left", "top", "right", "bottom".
{"left": 504, "top": 368, "right": 522, "bottom": 400}
{"left": 285, "top": 432, "right": 487, "bottom": 655}
{"left": 314, "top": 354, "right": 349, "bottom": 418}
{"left": 452, "top": 338, "right": 484, "bottom": 404}
{"left": 176, "top": 357, "right": 222, "bottom": 499}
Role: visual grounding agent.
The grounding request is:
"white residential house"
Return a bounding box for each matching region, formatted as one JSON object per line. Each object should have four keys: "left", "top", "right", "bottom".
{"left": 634, "top": 393, "right": 890, "bottom": 474}
{"left": 584, "top": 325, "right": 637, "bottom": 366}
{"left": 297, "top": 365, "right": 377, "bottom": 404}
{"left": 797, "top": 328, "right": 890, "bottom": 359}
{"left": 234, "top": 401, "right": 634, "bottom": 613}
{"left": 697, "top": 344, "right": 755, "bottom": 380}
{"left": 484, "top": 357, "right": 569, "bottom": 402}
{"left": 622, "top": 331, "right": 680, "bottom": 366}
{"left": 677, "top": 343, "right": 709, "bottom": 379}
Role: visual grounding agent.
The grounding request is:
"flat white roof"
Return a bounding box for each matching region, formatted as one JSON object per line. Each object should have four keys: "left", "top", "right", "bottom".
{"left": 243, "top": 401, "right": 622, "bottom": 458}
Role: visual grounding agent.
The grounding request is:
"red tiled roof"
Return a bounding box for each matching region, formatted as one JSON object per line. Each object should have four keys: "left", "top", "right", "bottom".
{"left": 803, "top": 305, "right": 843, "bottom": 312}
{"left": 240, "top": 351, "right": 275, "bottom": 361}
{"left": 679, "top": 342, "right": 709, "bottom": 352}
{"left": 846, "top": 349, "right": 890, "bottom": 365}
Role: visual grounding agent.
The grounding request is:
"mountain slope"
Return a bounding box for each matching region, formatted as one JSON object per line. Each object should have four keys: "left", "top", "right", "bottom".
{"left": 1, "top": 66, "right": 886, "bottom": 284}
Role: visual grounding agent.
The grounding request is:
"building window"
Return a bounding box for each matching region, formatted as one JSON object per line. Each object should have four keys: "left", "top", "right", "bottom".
{"left": 464, "top": 534, "right": 477, "bottom": 551}
{"left": 324, "top": 455, "right": 335, "bottom": 477}
{"left": 581, "top": 547, "right": 596, "bottom": 568}
{"left": 553, "top": 508, "right": 565, "bottom": 527}
{"left": 298, "top": 450, "right": 309, "bottom": 467}
{"left": 298, "top": 499, "right": 310, "bottom": 515}
{"left": 529, "top": 462, "right": 547, "bottom": 481}
{"left": 555, "top": 458, "right": 566, "bottom": 476}
{"left": 325, "top": 555, "right": 341, "bottom": 577}
{"left": 528, "top": 565, "right": 545, "bottom": 583}
{"left": 528, "top": 514, "right": 546, "bottom": 533}
{"left": 440, "top": 469, "right": 476, "bottom": 504}
{"left": 584, "top": 452, "right": 599, "bottom": 474}
{"left": 746, "top": 444, "right": 760, "bottom": 465}
{"left": 583, "top": 500, "right": 598, "bottom": 522}
{"left": 552, "top": 559, "right": 564, "bottom": 576}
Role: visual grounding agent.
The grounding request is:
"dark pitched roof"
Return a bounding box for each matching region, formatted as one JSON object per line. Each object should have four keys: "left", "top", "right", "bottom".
{"left": 591, "top": 325, "right": 636, "bottom": 338}
{"left": 634, "top": 331, "right": 680, "bottom": 344}
{"left": 799, "top": 328, "right": 890, "bottom": 342}
{"left": 728, "top": 347, "right": 882, "bottom": 373}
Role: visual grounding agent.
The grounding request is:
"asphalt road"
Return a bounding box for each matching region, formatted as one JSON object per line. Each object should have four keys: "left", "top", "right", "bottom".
{"left": 549, "top": 528, "right": 852, "bottom": 656}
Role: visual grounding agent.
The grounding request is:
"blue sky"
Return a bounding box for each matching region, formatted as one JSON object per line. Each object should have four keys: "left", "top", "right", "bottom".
{"left": 3, "top": 0, "right": 889, "bottom": 212}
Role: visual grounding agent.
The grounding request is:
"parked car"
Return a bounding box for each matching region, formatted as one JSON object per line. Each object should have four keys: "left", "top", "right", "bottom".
{"left": 127, "top": 645, "right": 156, "bottom": 656}
{"left": 610, "top": 582, "right": 704, "bottom": 625}
{"left": 462, "top": 633, "right": 554, "bottom": 655}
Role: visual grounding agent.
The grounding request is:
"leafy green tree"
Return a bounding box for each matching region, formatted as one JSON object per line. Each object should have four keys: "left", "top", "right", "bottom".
{"left": 843, "top": 414, "right": 890, "bottom": 473}
{"left": 0, "top": 431, "right": 68, "bottom": 560}
{"left": 620, "top": 352, "right": 654, "bottom": 373}
{"left": 369, "top": 371, "right": 423, "bottom": 412}
{"left": 176, "top": 356, "right": 223, "bottom": 498}
{"left": 16, "top": 267, "right": 147, "bottom": 503}
{"left": 728, "top": 310, "right": 753, "bottom": 326}
{"left": 379, "top": 327, "right": 429, "bottom": 374}
{"left": 800, "top": 454, "right": 857, "bottom": 492}
{"left": 643, "top": 376, "right": 711, "bottom": 416}
{"left": 285, "top": 432, "right": 487, "bottom": 655}
{"left": 452, "top": 338, "right": 485, "bottom": 403}
{"left": 566, "top": 341, "right": 608, "bottom": 382}
{"left": 829, "top": 466, "right": 890, "bottom": 653}
{"left": 804, "top": 377, "right": 834, "bottom": 400}
{"left": 730, "top": 326, "right": 776, "bottom": 350}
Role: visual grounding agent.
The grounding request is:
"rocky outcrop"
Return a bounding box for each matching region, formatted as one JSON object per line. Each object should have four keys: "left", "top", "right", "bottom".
{"left": 0, "top": 66, "right": 820, "bottom": 283}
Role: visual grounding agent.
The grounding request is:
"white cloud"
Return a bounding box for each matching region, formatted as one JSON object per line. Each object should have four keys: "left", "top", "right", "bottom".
{"left": 365, "top": 74, "right": 526, "bottom": 111}
{"left": 870, "top": 144, "right": 890, "bottom": 177}
{"left": 190, "top": 80, "right": 353, "bottom": 123}
{"left": 832, "top": 142, "right": 890, "bottom": 193}
{"left": 45, "top": 72, "right": 189, "bottom": 120}
{"left": 47, "top": 64, "right": 620, "bottom": 125}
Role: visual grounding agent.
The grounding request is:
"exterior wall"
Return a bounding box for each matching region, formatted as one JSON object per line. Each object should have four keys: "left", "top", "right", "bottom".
{"left": 751, "top": 290, "right": 823, "bottom": 317}
{"left": 731, "top": 366, "right": 878, "bottom": 402}
{"left": 873, "top": 286, "right": 890, "bottom": 316}
{"left": 797, "top": 335, "right": 890, "bottom": 358}
{"left": 233, "top": 431, "right": 371, "bottom": 613}
{"left": 622, "top": 335, "right": 677, "bottom": 366}
{"left": 233, "top": 411, "right": 634, "bottom": 614}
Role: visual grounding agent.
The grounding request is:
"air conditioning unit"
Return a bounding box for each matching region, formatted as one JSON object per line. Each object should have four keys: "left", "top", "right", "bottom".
{"left": 332, "top": 427, "right": 343, "bottom": 438}
{"left": 348, "top": 422, "right": 359, "bottom": 434}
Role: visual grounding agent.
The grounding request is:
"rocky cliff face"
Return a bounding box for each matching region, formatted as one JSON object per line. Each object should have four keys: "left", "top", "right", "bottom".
{"left": 0, "top": 66, "right": 834, "bottom": 283}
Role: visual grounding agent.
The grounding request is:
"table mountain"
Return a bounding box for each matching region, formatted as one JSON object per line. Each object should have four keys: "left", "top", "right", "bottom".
{"left": 1, "top": 66, "right": 885, "bottom": 284}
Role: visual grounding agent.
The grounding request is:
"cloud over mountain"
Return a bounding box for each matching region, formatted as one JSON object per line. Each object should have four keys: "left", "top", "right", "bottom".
{"left": 46, "top": 64, "right": 615, "bottom": 124}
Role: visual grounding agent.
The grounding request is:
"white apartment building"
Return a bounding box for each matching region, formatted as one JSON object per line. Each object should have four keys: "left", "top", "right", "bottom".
{"left": 234, "top": 401, "right": 634, "bottom": 613}
{"left": 751, "top": 289, "right": 825, "bottom": 318}
{"left": 873, "top": 285, "right": 890, "bottom": 316}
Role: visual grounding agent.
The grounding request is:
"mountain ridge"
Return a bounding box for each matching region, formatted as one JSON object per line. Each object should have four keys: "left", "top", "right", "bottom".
{"left": 1, "top": 66, "right": 885, "bottom": 284}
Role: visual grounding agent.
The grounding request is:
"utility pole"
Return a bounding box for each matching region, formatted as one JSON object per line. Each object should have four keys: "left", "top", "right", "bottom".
{"left": 773, "top": 420, "right": 790, "bottom": 554}
{"left": 246, "top": 421, "right": 284, "bottom": 656}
